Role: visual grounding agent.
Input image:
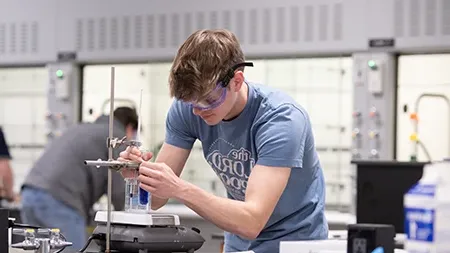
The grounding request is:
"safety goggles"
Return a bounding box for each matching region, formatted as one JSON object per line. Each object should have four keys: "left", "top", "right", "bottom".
{"left": 189, "top": 62, "right": 254, "bottom": 111}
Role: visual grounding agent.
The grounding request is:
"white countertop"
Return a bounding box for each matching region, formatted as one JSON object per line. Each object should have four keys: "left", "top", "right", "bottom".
{"left": 151, "top": 204, "right": 356, "bottom": 225}
{"left": 280, "top": 232, "right": 406, "bottom": 253}
{"left": 280, "top": 240, "right": 407, "bottom": 253}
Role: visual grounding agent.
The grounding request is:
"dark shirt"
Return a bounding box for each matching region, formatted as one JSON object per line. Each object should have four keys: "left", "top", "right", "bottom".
{"left": 22, "top": 116, "right": 126, "bottom": 218}
{"left": 0, "top": 127, "right": 11, "bottom": 159}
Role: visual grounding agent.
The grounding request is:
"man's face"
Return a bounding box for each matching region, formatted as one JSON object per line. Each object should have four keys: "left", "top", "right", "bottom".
{"left": 191, "top": 89, "right": 233, "bottom": 125}
{"left": 190, "top": 72, "right": 242, "bottom": 126}
{"left": 125, "top": 125, "right": 137, "bottom": 140}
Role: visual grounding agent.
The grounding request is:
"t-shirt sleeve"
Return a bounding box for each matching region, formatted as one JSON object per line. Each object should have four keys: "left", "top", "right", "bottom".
{"left": 0, "top": 127, "right": 11, "bottom": 159}
{"left": 255, "top": 104, "right": 309, "bottom": 169}
{"left": 164, "top": 100, "right": 197, "bottom": 150}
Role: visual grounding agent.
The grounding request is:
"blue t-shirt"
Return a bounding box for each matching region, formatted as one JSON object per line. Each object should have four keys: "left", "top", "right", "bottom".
{"left": 165, "top": 82, "right": 328, "bottom": 253}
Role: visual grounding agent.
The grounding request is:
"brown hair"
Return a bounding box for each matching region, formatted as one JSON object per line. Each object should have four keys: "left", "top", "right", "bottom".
{"left": 168, "top": 29, "right": 245, "bottom": 101}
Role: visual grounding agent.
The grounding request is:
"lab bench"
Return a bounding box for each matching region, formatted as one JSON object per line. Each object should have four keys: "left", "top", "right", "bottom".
{"left": 7, "top": 203, "right": 356, "bottom": 253}
{"left": 149, "top": 204, "right": 356, "bottom": 253}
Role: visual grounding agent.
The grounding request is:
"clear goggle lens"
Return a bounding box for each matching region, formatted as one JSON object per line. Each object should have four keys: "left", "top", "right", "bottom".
{"left": 191, "top": 84, "right": 226, "bottom": 110}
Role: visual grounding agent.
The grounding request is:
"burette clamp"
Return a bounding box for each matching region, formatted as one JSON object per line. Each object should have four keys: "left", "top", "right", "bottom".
{"left": 106, "top": 136, "right": 142, "bottom": 149}
{"left": 106, "top": 136, "right": 126, "bottom": 149}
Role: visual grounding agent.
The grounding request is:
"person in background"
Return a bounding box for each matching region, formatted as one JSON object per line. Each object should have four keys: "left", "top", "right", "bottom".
{"left": 20, "top": 107, "right": 138, "bottom": 251}
{"left": 0, "top": 127, "right": 14, "bottom": 202}
{"left": 120, "top": 29, "right": 328, "bottom": 253}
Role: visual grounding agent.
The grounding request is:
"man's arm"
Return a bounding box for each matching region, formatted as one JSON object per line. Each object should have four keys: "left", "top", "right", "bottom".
{"left": 151, "top": 142, "right": 191, "bottom": 210}
{"left": 0, "top": 159, "right": 13, "bottom": 199}
{"left": 171, "top": 104, "right": 308, "bottom": 239}
{"left": 151, "top": 100, "right": 196, "bottom": 209}
{"left": 176, "top": 165, "right": 291, "bottom": 239}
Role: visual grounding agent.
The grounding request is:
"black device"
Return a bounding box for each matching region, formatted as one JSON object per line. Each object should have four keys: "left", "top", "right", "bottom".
{"left": 86, "top": 223, "right": 205, "bottom": 253}
{"left": 2, "top": 205, "right": 25, "bottom": 244}
{"left": 352, "top": 160, "right": 427, "bottom": 233}
{"left": 347, "top": 224, "right": 395, "bottom": 253}
{"left": 0, "top": 208, "right": 8, "bottom": 253}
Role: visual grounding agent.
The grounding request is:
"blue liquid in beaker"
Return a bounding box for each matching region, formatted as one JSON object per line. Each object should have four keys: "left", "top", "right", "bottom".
{"left": 139, "top": 187, "right": 149, "bottom": 205}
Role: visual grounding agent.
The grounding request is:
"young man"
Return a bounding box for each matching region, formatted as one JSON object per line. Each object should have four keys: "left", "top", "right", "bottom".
{"left": 120, "top": 29, "right": 328, "bottom": 253}
{"left": 21, "top": 107, "right": 138, "bottom": 251}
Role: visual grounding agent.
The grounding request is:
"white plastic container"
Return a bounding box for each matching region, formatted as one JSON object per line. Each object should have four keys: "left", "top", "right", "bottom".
{"left": 404, "top": 159, "right": 450, "bottom": 253}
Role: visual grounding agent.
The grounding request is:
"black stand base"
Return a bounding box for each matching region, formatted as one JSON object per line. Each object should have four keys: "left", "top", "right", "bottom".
{"left": 0, "top": 208, "right": 9, "bottom": 253}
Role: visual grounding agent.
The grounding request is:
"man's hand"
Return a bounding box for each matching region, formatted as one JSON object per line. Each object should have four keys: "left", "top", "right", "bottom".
{"left": 138, "top": 162, "right": 185, "bottom": 199}
{"left": 118, "top": 146, "right": 153, "bottom": 178}
{"left": 118, "top": 143, "right": 191, "bottom": 210}
{"left": 0, "top": 159, "right": 14, "bottom": 201}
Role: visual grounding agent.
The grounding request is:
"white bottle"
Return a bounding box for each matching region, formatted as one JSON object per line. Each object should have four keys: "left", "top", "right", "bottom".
{"left": 404, "top": 159, "right": 450, "bottom": 253}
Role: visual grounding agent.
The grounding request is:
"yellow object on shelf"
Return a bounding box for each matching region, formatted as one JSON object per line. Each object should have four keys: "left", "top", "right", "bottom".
{"left": 410, "top": 133, "right": 418, "bottom": 142}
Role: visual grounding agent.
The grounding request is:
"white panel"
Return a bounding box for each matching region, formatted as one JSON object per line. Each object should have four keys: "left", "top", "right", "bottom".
{"left": 295, "top": 62, "right": 314, "bottom": 89}
{"left": 304, "top": 58, "right": 346, "bottom": 89}
{"left": 0, "top": 68, "right": 47, "bottom": 95}
{"left": 0, "top": 100, "right": 3, "bottom": 123}
{"left": 265, "top": 59, "right": 296, "bottom": 90}
{"left": 0, "top": 67, "right": 47, "bottom": 132}
{"left": 151, "top": 96, "right": 173, "bottom": 128}
{"left": 398, "top": 54, "right": 450, "bottom": 87}
{"left": 0, "top": 67, "right": 47, "bottom": 193}
{"left": 308, "top": 93, "right": 340, "bottom": 126}
{"left": 33, "top": 96, "right": 48, "bottom": 125}
{"left": 82, "top": 63, "right": 151, "bottom": 145}
{"left": 295, "top": 93, "right": 310, "bottom": 111}
{"left": 397, "top": 54, "right": 450, "bottom": 162}
{"left": 148, "top": 63, "right": 173, "bottom": 149}
{"left": 396, "top": 88, "right": 450, "bottom": 161}
{"left": 244, "top": 59, "right": 267, "bottom": 85}
{"left": 149, "top": 63, "right": 171, "bottom": 95}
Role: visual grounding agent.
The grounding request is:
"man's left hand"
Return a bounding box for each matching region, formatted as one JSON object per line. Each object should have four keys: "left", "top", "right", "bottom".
{"left": 138, "top": 162, "right": 185, "bottom": 199}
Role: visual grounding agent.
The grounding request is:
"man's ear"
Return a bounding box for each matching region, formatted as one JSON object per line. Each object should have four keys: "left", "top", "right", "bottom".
{"left": 231, "top": 71, "right": 245, "bottom": 92}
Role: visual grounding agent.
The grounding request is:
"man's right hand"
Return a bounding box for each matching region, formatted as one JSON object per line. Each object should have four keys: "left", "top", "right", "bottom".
{"left": 118, "top": 146, "right": 153, "bottom": 178}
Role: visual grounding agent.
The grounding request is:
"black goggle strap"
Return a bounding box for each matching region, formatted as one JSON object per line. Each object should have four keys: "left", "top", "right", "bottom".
{"left": 220, "top": 62, "right": 254, "bottom": 87}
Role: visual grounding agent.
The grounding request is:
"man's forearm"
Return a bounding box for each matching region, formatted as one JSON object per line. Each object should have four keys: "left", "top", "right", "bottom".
{"left": 174, "top": 181, "right": 264, "bottom": 240}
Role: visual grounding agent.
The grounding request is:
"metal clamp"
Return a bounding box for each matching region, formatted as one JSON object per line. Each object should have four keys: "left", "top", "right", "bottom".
{"left": 107, "top": 136, "right": 142, "bottom": 149}
{"left": 11, "top": 228, "right": 72, "bottom": 253}
{"left": 86, "top": 135, "right": 143, "bottom": 172}
{"left": 84, "top": 159, "right": 140, "bottom": 172}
